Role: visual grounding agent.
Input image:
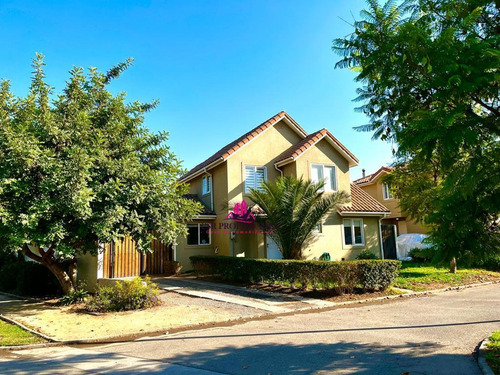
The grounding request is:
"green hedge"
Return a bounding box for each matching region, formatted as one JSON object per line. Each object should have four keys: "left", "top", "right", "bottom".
{"left": 190, "top": 255, "right": 401, "bottom": 293}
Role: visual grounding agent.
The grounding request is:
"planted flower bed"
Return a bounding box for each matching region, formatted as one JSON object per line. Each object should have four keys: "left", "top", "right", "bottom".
{"left": 190, "top": 255, "right": 401, "bottom": 294}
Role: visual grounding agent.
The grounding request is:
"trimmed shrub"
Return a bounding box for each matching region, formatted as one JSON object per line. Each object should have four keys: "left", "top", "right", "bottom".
{"left": 190, "top": 256, "right": 401, "bottom": 293}
{"left": 356, "top": 250, "right": 379, "bottom": 260}
{"left": 85, "top": 277, "right": 161, "bottom": 312}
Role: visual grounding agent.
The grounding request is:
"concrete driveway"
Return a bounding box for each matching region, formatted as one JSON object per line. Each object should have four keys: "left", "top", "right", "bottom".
{"left": 2, "top": 284, "right": 499, "bottom": 374}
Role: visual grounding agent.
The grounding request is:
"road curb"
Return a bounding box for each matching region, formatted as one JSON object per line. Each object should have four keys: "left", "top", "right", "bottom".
{"left": 478, "top": 338, "right": 495, "bottom": 375}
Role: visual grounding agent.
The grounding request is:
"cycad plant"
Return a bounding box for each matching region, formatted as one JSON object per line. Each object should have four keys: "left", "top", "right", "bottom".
{"left": 249, "top": 176, "right": 349, "bottom": 259}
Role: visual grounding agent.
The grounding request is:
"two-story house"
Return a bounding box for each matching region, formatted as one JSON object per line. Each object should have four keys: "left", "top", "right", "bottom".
{"left": 354, "top": 166, "right": 429, "bottom": 236}
{"left": 174, "top": 111, "right": 392, "bottom": 269}
{"left": 76, "top": 111, "right": 396, "bottom": 288}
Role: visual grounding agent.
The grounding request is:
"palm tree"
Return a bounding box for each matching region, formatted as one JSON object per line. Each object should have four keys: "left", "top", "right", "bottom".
{"left": 249, "top": 176, "right": 349, "bottom": 259}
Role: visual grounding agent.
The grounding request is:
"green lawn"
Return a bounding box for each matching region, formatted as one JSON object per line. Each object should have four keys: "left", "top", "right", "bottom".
{"left": 486, "top": 331, "right": 500, "bottom": 375}
{"left": 394, "top": 262, "right": 500, "bottom": 291}
{"left": 0, "top": 320, "right": 45, "bottom": 346}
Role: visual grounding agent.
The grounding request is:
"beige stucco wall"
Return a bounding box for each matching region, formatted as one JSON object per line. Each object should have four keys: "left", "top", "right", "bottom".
{"left": 77, "top": 252, "right": 98, "bottom": 291}
{"left": 300, "top": 214, "right": 382, "bottom": 260}
{"left": 359, "top": 174, "right": 429, "bottom": 235}
{"left": 294, "top": 138, "right": 351, "bottom": 195}
{"left": 226, "top": 120, "right": 303, "bottom": 204}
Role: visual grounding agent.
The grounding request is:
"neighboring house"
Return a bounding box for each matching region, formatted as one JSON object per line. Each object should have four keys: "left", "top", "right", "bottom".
{"left": 175, "top": 111, "right": 392, "bottom": 269}
{"left": 77, "top": 111, "right": 395, "bottom": 289}
{"left": 354, "top": 166, "right": 429, "bottom": 236}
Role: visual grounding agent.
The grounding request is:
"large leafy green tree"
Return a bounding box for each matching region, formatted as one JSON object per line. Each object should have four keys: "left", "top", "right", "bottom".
{"left": 0, "top": 55, "right": 200, "bottom": 293}
{"left": 249, "top": 176, "right": 349, "bottom": 259}
{"left": 333, "top": 0, "right": 499, "bottom": 268}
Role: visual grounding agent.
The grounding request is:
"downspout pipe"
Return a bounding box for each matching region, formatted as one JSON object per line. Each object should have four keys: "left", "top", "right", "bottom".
{"left": 378, "top": 214, "right": 387, "bottom": 260}
{"left": 274, "top": 164, "right": 284, "bottom": 178}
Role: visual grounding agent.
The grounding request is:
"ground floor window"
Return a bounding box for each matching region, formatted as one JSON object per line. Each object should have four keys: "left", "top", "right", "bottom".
{"left": 187, "top": 223, "right": 211, "bottom": 245}
{"left": 343, "top": 218, "right": 364, "bottom": 246}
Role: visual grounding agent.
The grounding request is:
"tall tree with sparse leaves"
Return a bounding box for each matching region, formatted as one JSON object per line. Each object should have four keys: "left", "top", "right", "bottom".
{"left": 333, "top": 0, "right": 499, "bottom": 270}
{"left": 0, "top": 55, "right": 201, "bottom": 293}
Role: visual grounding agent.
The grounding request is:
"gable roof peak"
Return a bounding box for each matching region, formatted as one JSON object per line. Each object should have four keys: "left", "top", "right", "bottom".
{"left": 179, "top": 111, "right": 307, "bottom": 182}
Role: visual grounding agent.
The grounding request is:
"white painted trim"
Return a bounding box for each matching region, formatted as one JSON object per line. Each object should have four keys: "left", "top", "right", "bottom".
{"left": 378, "top": 218, "right": 385, "bottom": 259}
{"left": 186, "top": 223, "right": 212, "bottom": 246}
{"left": 275, "top": 132, "right": 359, "bottom": 168}
{"left": 173, "top": 245, "right": 177, "bottom": 261}
{"left": 243, "top": 164, "right": 267, "bottom": 194}
{"left": 193, "top": 215, "right": 217, "bottom": 219}
{"left": 97, "top": 242, "right": 104, "bottom": 279}
{"left": 310, "top": 163, "right": 338, "bottom": 192}
{"left": 338, "top": 211, "right": 390, "bottom": 216}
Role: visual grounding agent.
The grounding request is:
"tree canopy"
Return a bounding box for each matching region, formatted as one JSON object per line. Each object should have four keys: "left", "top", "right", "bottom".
{"left": 334, "top": 0, "right": 499, "bottom": 264}
{"left": 0, "top": 55, "right": 201, "bottom": 292}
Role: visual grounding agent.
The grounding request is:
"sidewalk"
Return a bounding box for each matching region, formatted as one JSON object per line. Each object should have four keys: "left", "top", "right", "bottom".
{"left": 154, "top": 276, "right": 335, "bottom": 313}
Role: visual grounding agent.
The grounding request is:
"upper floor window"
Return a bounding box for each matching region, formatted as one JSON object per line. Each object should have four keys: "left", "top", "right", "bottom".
{"left": 202, "top": 176, "right": 211, "bottom": 195}
{"left": 311, "top": 164, "right": 337, "bottom": 192}
{"left": 343, "top": 218, "right": 364, "bottom": 246}
{"left": 382, "top": 183, "right": 393, "bottom": 200}
{"left": 244, "top": 166, "right": 266, "bottom": 193}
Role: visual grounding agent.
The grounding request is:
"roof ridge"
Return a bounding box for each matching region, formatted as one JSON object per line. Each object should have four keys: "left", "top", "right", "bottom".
{"left": 179, "top": 111, "right": 307, "bottom": 182}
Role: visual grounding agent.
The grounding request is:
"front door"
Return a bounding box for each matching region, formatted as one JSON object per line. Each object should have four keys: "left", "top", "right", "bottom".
{"left": 266, "top": 235, "right": 283, "bottom": 259}
{"left": 381, "top": 224, "right": 397, "bottom": 259}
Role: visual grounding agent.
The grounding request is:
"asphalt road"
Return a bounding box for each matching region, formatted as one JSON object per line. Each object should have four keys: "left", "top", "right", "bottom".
{"left": 2, "top": 284, "right": 500, "bottom": 374}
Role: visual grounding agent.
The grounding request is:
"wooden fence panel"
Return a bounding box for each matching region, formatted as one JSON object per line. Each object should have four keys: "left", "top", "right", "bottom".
{"left": 101, "top": 236, "right": 172, "bottom": 278}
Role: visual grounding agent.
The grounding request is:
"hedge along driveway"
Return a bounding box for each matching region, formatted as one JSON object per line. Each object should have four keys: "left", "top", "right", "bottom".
{"left": 190, "top": 256, "right": 401, "bottom": 293}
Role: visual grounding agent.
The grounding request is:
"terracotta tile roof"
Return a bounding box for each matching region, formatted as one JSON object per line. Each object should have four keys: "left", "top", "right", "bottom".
{"left": 353, "top": 166, "right": 393, "bottom": 185}
{"left": 180, "top": 111, "right": 307, "bottom": 182}
{"left": 338, "top": 184, "right": 390, "bottom": 214}
{"left": 184, "top": 194, "right": 216, "bottom": 215}
{"left": 275, "top": 128, "right": 358, "bottom": 166}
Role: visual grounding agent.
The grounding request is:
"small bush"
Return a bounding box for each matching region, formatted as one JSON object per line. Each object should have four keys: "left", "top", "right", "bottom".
{"left": 59, "top": 284, "right": 89, "bottom": 305}
{"left": 85, "top": 277, "right": 161, "bottom": 312}
{"left": 408, "top": 247, "right": 435, "bottom": 262}
{"left": 356, "top": 250, "right": 379, "bottom": 260}
{"left": 190, "top": 256, "right": 401, "bottom": 293}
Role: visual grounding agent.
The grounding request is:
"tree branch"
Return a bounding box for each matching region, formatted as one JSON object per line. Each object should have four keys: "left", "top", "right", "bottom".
{"left": 472, "top": 96, "right": 500, "bottom": 117}
{"left": 22, "top": 245, "right": 42, "bottom": 263}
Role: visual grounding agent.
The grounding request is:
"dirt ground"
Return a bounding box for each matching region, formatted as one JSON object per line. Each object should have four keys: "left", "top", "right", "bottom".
{"left": 0, "top": 291, "right": 262, "bottom": 341}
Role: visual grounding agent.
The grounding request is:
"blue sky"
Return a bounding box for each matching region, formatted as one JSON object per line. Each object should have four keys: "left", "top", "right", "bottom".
{"left": 0, "top": 0, "right": 395, "bottom": 180}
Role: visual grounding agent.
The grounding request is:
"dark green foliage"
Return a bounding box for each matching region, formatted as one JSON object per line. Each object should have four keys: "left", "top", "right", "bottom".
{"left": 0, "top": 252, "right": 61, "bottom": 296}
{"left": 248, "top": 176, "right": 349, "bottom": 259}
{"left": 59, "top": 285, "right": 89, "bottom": 305}
{"left": 0, "top": 55, "right": 201, "bottom": 293}
{"left": 408, "top": 247, "right": 436, "bottom": 263}
{"left": 85, "top": 277, "right": 160, "bottom": 312}
{"left": 356, "top": 250, "right": 379, "bottom": 260}
{"left": 334, "top": 0, "right": 500, "bottom": 264}
{"left": 190, "top": 255, "right": 401, "bottom": 292}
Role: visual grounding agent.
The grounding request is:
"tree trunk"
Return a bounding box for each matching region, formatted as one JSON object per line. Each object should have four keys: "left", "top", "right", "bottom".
{"left": 450, "top": 257, "right": 457, "bottom": 274}
{"left": 23, "top": 245, "right": 76, "bottom": 294}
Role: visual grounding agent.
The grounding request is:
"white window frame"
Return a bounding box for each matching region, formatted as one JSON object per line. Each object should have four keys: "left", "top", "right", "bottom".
{"left": 313, "top": 222, "right": 323, "bottom": 234}
{"left": 186, "top": 223, "right": 211, "bottom": 246}
{"left": 343, "top": 218, "right": 365, "bottom": 246}
{"left": 310, "top": 163, "right": 337, "bottom": 192}
{"left": 382, "top": 183, "right": 393, "bottom": 200}
{"left": 244, "top": 165, "right": 267, "bottom": 194}
{"left": 202, "top": 175, "right": 211, "bottom": 195}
